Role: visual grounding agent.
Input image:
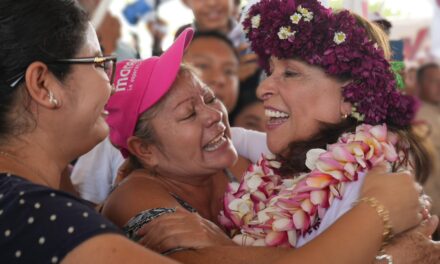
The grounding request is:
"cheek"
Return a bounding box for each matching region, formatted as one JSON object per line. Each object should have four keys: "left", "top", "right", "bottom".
{"left": 163, "top": 126, "right": 201, "bottom": 155}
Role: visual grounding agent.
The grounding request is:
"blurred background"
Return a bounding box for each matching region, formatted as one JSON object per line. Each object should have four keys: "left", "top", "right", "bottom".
{"left": 97, "top": 0, "right": 439, "bottom": 64}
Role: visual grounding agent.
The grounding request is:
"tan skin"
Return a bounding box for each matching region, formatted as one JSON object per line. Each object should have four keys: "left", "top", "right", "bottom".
{"left": 135, "top": 163, "right": 426, "bottom": 264}
{"left": 102, "top": 72, "right": 246, "bottom": 228}
{"left": 182, "top": 0, "right": 260, "bottom": 82}
{"left": 418, "top": 67, "right": 440, "bottom": 105}
{"left": 183, "top": 37, "right": 239, "bottom": 113}
{"left": 102, "top": 73, "right": 426, "bottom": 263}
{"left": 131, "top": 58, "right": 435, "bottom": 263}
{"left": 233, "top": 101, "right": 267, "bottom": 132}
{"left": 184, "top": 0, "right": 234, "bottom": 34}
{"left": 0, "top": 23, "right": 178, "bottom": 264}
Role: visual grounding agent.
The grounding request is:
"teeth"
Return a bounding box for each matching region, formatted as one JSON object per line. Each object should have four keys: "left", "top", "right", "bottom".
{"left": 265, "top": 109, "right": 290, "bottom": 118}
{"left": 204, "top": 133, "right": 226, "bottom": 152}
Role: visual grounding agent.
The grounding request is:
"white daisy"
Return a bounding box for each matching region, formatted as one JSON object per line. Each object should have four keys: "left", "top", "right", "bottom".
{"left": 278, "top": 26, "right": 296, "bottom": 40}
{"left": 297, "top": 6, "right": 314, "bottom": 21}
{"left": 333, "top": 31, "right": 347, "bottom": 45}
{"left": 251, "top": 14, "right": 261, "bottom": 29}
{"left": 290, "top": 13, "right": 302, "bottom": 24}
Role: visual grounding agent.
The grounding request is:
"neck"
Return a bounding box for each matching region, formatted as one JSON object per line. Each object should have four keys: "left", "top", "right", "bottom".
{"left": 0, "top": 133, "right": 69, "bottom": 189}
{"left": 157, "top": 170, "right": 227, "bottom": 221}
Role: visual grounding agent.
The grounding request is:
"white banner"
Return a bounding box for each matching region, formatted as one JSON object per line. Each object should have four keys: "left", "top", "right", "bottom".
{"left": 432, "top": 0, "right": 440, "bottom": 60}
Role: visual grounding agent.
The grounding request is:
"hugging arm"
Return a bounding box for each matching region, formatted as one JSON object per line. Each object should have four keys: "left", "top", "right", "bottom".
{"left": 136, "top": 164, "right": 426, "bottom": 264}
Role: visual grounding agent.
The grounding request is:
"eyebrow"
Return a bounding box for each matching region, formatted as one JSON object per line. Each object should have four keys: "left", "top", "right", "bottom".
{"left": 189, "top": 54, "right": 212, "bottom": 61}
{"left": 190, "top": 54, "right": 237, "bottom": 65}
{"left": 201, "top": 85, "right": 214, "bottom": 95}
{"left": 173, "top": 97, "right": 193, "bottom": 110}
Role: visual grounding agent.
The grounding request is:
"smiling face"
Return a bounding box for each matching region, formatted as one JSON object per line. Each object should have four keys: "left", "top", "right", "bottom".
{"left": 183, "top": 36, "right": 239, "bottom": 113}
{"left": 257, "top": 57, "right": 348, "bottom": 155}
{"left": 149, "top": 70, "right": 237, "bottom": 179}
{"left": 59, "top": 23, "right": 113, "bottom": 154}
{"left": 185, "top": 0, "right": 233, "bottom": 33}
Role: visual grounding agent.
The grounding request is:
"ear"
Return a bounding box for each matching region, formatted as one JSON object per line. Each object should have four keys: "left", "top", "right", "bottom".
{"left": 340, "top": 100, "right": 352, "bottom": 117}
{"left": 340, "top": 80, "right": 353, "bottom": 116}
{"left": 127, "top": 136, "right": 159, "bottom": 168}
{"left": 24, "top": 61, "right": 62, "bottom": 109}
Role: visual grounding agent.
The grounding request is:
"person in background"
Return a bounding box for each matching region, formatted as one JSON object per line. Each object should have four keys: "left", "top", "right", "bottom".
{"left": 232, "top": 0, "right": 242, "bottom": 21}
{"left": 180, "top": 0, "right": 260, "bottom": 83}
{"left": 183, "top": 31, "right": 239, "bottom": 114}
{"left": 404, "top": 66, "right": 419, "bottom": 96}
{"left": 416, "top": 62, "right": 440, "bottom": 238}
{"left": 231, "top": 89, "right": 266, "bottom": 132}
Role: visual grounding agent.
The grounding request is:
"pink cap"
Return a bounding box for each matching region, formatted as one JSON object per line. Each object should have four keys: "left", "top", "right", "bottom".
{"left": 106, "top": 28, "right": 194, "bottom": 158}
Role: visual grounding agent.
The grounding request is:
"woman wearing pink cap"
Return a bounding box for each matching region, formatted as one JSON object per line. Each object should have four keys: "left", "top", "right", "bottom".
{"left": 102, "top": 24, "right": 435, "bottom": 264}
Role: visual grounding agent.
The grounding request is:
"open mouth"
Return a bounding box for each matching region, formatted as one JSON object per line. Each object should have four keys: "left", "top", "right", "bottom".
{"left": 203, "top": 131, "right": 227, "bottom": 152}
{"left": 265, "top": 109, "right": 290, "bottom": 126}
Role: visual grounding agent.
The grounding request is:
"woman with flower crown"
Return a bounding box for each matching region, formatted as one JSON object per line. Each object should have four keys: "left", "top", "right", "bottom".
{"left": 136, "top": 0, "right": 440, "bottom": 263}
{"left": 217, "top": 0, "right": 435, "bottom": 248}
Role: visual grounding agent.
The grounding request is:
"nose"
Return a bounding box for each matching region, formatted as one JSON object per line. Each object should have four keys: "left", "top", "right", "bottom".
{"left": 256, "top": 75, "right": 276, "bottom": 101}
{"left": 205, "top": 68, "right": 226, "bottom": 89}
{"left": 200, "top": 104, "right": 223, "bottom": 128}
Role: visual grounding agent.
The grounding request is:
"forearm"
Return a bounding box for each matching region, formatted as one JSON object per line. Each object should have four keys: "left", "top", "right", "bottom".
{"left": 276, "top": 203, "right": 383, "bottom": 264}
{"left": 168, "top": 204, "right": 384, "bottom": 264}
{"left": 169, "top": 246, "right": 290, "bottom": 264}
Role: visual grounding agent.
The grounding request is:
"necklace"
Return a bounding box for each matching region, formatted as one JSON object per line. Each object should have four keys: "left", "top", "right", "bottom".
{"left": 219, "top": 124, "right": 407, "bottom": 248}
{"left": 0, "top": 151, "right": 52, "bottom": 187}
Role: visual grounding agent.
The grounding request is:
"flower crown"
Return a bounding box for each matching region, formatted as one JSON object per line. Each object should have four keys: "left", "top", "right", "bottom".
{"left": 243, "top": 0, "right": 417, "bottom": 126}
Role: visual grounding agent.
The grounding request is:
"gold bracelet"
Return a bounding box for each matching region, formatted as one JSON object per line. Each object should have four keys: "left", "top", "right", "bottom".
{"left": 355, "top": 197, "right": 394, "bottom": 248}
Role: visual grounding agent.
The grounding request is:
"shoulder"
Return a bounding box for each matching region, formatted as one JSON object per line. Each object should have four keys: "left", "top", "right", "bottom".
{"left": 101, "top": 171, "right": 182, "bottom": 227}
{"left": 0, "top": 174, "right": 121, "bottom": 264}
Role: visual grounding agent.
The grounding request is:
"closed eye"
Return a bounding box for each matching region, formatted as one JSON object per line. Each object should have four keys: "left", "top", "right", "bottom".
{"left": 205, "top": 96, "right": 218, "bottom": 104}
{"left": 284, "top": 70, "right": 298, "bottom": 78}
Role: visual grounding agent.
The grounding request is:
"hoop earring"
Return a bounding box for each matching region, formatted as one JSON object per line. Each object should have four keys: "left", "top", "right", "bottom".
{"left": 48, "top": 91, "right": 59, "bottom": 107}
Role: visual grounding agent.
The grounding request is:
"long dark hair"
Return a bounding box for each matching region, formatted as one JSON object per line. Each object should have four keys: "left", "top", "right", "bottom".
{"left": 277, "top": 118, "right": 432, "bottom": 184}
{"left": 0, "top": 0, "right": 89, "bottom": 139}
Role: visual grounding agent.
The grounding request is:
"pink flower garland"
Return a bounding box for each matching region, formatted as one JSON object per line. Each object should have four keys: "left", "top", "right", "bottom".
{"left": 219, "top": 124, "right": 402, "bottom": 247}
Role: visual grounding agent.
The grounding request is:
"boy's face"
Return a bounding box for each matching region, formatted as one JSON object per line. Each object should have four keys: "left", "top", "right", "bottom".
{"left": 184, "top": 0, "right": 234, "bottom": 31}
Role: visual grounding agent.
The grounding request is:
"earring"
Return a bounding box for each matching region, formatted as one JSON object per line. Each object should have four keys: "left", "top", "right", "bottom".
{"left": 48, "top": 91, "right": 59, "bottom": 107}
{"left": 341, "top": 113, "right": 348, "bottom": 119}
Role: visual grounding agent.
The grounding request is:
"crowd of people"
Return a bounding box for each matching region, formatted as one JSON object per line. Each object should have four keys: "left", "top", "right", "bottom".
{"left": 1, "top": 0, "right": 440, "bottom": 263}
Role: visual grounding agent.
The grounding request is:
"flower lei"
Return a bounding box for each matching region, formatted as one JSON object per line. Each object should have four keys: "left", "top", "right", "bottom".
{"left": 242, "top": 0, "right": 417, "bottom": 126}
{"left": 219, "top": 124, "right": 403, "bottom": 247}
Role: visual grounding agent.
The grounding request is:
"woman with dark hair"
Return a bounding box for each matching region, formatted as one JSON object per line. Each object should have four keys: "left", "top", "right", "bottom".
{"left": 0, "top": 0, "right": 179, "bottom": 263}
{"left": 102, "top": 18, "right": 433, "bottom": 264}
